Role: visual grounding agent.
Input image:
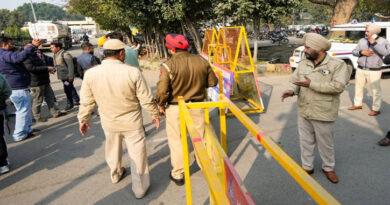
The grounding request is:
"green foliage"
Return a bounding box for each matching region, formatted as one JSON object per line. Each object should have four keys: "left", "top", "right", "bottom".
{"left": 353, "top": 0, "right": 390, "bottom": 21}
{"left": 214, "top": 0, "right": 300, "bottom": 25}
{"left": 16, "top": 2, "right": 84, "bottom": 22}
{"left": 3, "top": 25, "right": 31, "bottom": 41}
{"left": 0, "top": 9, "right": 24, "bottom": 32}
{"left": 295, "top": 0, "right": 333, "bottom": 25}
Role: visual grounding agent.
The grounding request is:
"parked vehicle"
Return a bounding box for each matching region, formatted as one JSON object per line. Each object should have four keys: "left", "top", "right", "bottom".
{"left": 28, "top": 21, "right": 72, "bottom": 49}
{"left": 270, "top": 31, "right": 289, "bottom": 44}
{"left": 289, "top": 21, "right": 390, "bottom": 76}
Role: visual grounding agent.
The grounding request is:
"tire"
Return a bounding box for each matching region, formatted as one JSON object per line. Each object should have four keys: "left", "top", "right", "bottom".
{"left": 346, "top": 61, "right": 355, "bottom": 79}
{"left": 282, "top": 38, "right": 289, "bottom": 44}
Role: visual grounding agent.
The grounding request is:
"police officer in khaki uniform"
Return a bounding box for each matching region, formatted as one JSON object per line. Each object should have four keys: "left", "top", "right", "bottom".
{"left": 282, "top": 33, "right": 350, "bottom": 183}
{"left": 78, "top": 39, "right": 160, "bottom": 199}
{"left": 156, "top": 34, "right": 218, "bottom": 185}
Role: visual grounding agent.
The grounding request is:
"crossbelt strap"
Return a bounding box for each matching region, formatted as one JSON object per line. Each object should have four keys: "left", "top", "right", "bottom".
{"left": 161, "top": 63, "right": 173, "bottom": 80}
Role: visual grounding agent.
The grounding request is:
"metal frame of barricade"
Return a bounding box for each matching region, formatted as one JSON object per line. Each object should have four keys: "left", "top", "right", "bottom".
{"left": 179, "top": 95, "right": 340, "bottom": 205}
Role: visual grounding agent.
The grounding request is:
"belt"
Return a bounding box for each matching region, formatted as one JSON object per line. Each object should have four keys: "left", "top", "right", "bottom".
{"left": 168, "top": 99, "right": 204, "bottom": 105}
{"left": 358, "top": 66, "right": 381, "bottom": 71}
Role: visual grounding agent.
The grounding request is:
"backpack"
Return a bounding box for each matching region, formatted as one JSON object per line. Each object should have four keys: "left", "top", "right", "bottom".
{"left": 61, "top": 52, "right": 82, "bottom": 78}
{"left": 384, "top": 54, "right": 390, "bottom": 65}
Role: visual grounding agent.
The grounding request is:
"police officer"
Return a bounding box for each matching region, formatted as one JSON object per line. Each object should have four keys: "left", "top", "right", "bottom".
{"left": 78, "top": 39, "right": 160, "bottom": 199}
{"left": 281, "top": 33, "right": 350, "bottom": 183}
{"left": 156, "top": 34, "right": 218, "bottom": 186}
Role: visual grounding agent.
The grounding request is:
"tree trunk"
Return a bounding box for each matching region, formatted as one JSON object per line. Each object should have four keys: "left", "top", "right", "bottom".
{"left": 160, "top": 34, "right": 168, "bottom": 59}
{"left": 183, "top": 15, "right": 202, "bottom": 54}
{"left": 252, "top": 14, "right": 260, "bottom": 40}
{"left": 330, "top": 0, "right": 358, "bottom": 26}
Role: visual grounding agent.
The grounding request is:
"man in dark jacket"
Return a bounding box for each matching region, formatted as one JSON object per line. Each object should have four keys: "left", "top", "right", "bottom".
{"left": 0, "top": 36, "right": 40, "bottom": 142}
{"left": 24, "top": 42, "right": 66, "bottom": 122}
{"left": 50, "top": 42, "right": 80, "bottom": 111}
{"left": 77, "top": 42, "right": 100, "bottom": 79}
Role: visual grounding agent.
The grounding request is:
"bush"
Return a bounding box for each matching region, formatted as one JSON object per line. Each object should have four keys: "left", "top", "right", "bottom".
{"left": 3, "top": 25, "right": 31, "bottom": 42}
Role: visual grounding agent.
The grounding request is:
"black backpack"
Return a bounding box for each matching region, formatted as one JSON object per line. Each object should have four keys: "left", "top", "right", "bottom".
{"left": 384, "top": 54, "right": 390, "bottom": 65}
{"left": 61, "top": 52, "right": 82, "bottom": 78}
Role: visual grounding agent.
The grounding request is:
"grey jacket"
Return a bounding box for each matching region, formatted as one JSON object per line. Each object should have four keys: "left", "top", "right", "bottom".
{"left": 352, "top": 37, "right": 390, "bottom": 70}
{"left": 53, "top": 49, "right": 74, "bottom": 80}
{"left": 290, "top": 55, "right": 350, "bottom": 122}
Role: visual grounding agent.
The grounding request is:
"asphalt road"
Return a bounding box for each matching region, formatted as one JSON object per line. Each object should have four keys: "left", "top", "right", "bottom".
{"left": 0, "top": 40, "right": 389, "bottom": 204}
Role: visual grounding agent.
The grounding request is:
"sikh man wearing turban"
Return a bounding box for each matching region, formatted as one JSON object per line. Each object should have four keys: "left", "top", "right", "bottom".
{"left": 282, "top": 33, "right": 350, "bottom": 183}
{"left": 349, "top": 23, "right": 390, "bottom": 116}
{"left": 156, "top": 34, "right": 218, "bottom": 186}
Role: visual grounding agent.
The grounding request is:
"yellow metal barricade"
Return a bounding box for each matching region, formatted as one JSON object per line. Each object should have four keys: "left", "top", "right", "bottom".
{"left": 201, "top": 26, "right": 264, "bottom": 114}
{"left": 179, "top": 95, "right": 340, "bottom": 205}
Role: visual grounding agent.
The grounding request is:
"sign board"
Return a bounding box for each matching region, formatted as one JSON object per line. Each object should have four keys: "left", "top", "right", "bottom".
{"left": 208, "top": 64, "right": 234, "bottom": 102}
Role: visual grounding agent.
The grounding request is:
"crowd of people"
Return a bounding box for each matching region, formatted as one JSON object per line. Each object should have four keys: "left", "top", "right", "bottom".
{"left": 0, "top": 23, "right": 389, "bottom": 200}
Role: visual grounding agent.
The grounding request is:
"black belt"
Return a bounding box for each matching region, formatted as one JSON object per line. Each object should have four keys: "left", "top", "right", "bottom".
{"left": 168, "top": 100, "right": 203, "bottom": 105}
{"left": 358, "top": 66, "right": 381, "bottom": 71}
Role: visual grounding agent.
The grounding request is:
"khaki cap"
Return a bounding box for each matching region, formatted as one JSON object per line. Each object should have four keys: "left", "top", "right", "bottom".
{"left": 103, "top": 39, "right": 126, "bottom": 50}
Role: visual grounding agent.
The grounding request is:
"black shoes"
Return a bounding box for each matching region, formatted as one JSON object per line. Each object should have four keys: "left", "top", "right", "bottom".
{"left": 169, "top": 173, "right": 184, "bottom": 186}
{"left": 64, "top": 104, "right": 74, "bottom": 111}
{"left": 53, "top": 111, "right": 67, "bottom": 118}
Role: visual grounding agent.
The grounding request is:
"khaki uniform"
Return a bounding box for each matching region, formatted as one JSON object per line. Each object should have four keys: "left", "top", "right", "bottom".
{"left": 156, "top": 51, "right": 218, "bottom": 179}
{"left": 77, "top": 59, "right": 159, "bottom": 197}
{"left": 290, "top": 55, "right": 350, "bottom": 171}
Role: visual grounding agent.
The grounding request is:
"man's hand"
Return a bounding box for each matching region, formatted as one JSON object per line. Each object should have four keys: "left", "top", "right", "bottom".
{"left": 281, "top": 90, "right": 294, "bottom": 102}
{"left": 48, "top": 66, "right": 55, "bottom": 73}
{"left": 32, "top": 39, "right": 41, "bottom": 48}
{"left": 361, "top": 49, "right": 374, "bottom": 57}
{"left": 159, "top": 106, "right": 165, "bottom": 116}
{"left": 79, "top": 123, "right": 91, "bottom": 136}
{"left": 293, "top": 76, "right": 311, "bottom": 87}
{"left": 152, "top": 118, "right": 160, "bottom": 129}
{"left": 368, "top": 36, "right": 376, "bottom": 44}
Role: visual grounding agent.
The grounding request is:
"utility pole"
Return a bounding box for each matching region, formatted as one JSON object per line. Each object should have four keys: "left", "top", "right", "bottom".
{"left": 29, "top": 0, "right": 38, "bottom": 22}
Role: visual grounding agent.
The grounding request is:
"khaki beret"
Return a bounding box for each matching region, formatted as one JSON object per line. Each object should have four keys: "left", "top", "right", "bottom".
{"left": 366, "top": 23, "right": 381, "bottom": 35}
{"left": 303, "top": 33, "right": 331, "bottom": 52}
{"left": 103, "top": 39, "right": 126, "bottom": 50}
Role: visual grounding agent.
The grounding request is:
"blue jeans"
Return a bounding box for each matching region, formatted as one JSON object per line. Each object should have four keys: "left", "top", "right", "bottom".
{"left": 10, "top": 89, "right": 32, "bottom": 141}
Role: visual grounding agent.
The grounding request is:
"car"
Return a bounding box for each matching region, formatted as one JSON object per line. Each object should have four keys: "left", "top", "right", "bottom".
{"left": 289, "top": 21, "right": 390, "bottom": 77}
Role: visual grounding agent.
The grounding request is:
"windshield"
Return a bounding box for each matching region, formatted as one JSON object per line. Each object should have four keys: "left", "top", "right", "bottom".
{"left": 328, "top": 30, "right": 365, "bottom": 43}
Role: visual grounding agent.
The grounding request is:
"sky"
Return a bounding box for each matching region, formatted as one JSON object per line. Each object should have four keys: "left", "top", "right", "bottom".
{"left": 1, "top": 0, "right": 65, "bottom": 11}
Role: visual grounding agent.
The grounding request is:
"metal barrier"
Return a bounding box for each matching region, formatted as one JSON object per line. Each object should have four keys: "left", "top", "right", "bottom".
{"left": 179, "top": 95, "right": 340, "bottom": 205}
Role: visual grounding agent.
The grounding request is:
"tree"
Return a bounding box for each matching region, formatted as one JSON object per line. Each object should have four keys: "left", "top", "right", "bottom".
{"left": 16, "top": 2, "right": 84, "bottom": 22}
{"left": 0, "top": 9, "right": 11, "bottom": 32}
{"left": 353, "top": 0, "right": 390, "bottom": 21}
{"left": 68, "top": 0, "right": 214, "bottom": 54}
{"left": 308, "top": 0, "right": 358, "bottom": 26}
{"left": 214, "top": 0, "right": 300, "bottom": 37}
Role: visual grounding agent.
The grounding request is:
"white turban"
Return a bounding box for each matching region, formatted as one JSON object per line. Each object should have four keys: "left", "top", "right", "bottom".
{"left": 366, "top": 23, "right": 381, "bottom": 34}
{"left": 303, "top": 33, "right": 331, "bottom": 52}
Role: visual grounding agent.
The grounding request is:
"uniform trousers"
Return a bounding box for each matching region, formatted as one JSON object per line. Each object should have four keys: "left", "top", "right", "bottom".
{"left": 354, "top": 69, "right": 382, "bottom": 111}
{"left": 103, "top": 127, "right": 150, "bottom": 198}
{"left": 298, "top": 115, "right": 335, "bottom": 172}
{"left": 166, "top": 105, "right": 205, "bottom": 180}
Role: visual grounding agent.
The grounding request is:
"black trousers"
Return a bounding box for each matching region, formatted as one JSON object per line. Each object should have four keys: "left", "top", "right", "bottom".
{"left": 62, "top": 80, "right": 80, "bottom": 106}
{"left": 0, "top": 114, "right": 7, "bottom": 166}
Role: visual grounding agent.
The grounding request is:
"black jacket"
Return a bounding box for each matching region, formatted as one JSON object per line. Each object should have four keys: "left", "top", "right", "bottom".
{"left": 23, "top": 52, "right": 53, "bottom": 87}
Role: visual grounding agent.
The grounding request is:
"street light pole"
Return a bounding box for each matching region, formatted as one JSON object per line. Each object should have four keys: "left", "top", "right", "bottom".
{"left": 29, "top": 0, "right": 38, "bottom": 22}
